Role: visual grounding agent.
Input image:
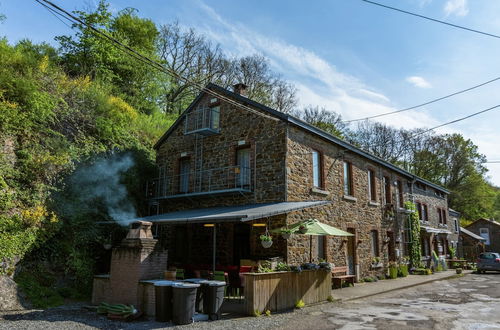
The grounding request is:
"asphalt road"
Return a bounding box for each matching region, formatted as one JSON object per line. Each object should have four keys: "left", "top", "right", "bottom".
{"left": 278, "top": 272, "right": 500, "bottom": 330}
{"left": 1, "top": 273, "right": 499, "bottom": 329}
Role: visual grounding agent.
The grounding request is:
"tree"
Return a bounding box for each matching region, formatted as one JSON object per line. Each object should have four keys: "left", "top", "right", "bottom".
{"left": 56, "top": 1, "right": 162, "bottom": 115}
{"left": 292, "top": 106, "right": 347, "bottom": 138}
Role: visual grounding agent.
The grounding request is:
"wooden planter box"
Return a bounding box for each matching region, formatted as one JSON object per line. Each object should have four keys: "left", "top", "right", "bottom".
{"left": 243, "top": 270, "right": 331, "bottom": 315}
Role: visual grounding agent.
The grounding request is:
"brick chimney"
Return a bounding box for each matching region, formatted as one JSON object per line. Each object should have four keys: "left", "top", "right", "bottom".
{"left": 233, "top": 83, "right": 248, "bottom": 97}
{"left": 107, "top": 221, "right": 168, "bottom": 305}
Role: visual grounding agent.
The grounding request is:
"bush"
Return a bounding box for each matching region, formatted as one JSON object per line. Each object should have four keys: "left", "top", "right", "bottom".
{"left": 388, "top": 265, "right": 398, "bottom": 279}
{"left": 456, "top": 268, "right": 463, "bottom": 274}
{"left": 295, "top": 299, "right": 305, "bottom": 309}
{"left": 397, "top": 264, "right": 409, "bottom": 277}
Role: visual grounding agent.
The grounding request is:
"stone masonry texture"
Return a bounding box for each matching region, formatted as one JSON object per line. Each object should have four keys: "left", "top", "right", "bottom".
{"left": 152, "top": 86, "right": 452, "bottom": 280}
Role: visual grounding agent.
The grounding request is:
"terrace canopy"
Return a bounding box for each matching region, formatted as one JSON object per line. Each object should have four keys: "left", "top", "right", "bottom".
{"left": 136, "top": 201, "right": 330, "bottom": 273}
{"left": 137, "top": 201, "right": 330, "bottom": 224}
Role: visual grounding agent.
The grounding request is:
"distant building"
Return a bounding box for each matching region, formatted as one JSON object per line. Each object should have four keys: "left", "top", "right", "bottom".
{"left": 459, "top": 226, "right": 486, "bottom": 261}
{"left": 465, "top": 218, "right": 500, "bottom": 253}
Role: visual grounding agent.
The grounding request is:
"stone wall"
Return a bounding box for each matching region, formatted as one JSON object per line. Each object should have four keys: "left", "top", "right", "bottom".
{"left": 284, "top": 125, "right": 411, "bottom": 279}
{"left": 155, "top": 92, "right": 288, "bottom": 214}
{"left": 0, "top": 275, "right": 30, "bottom": 311}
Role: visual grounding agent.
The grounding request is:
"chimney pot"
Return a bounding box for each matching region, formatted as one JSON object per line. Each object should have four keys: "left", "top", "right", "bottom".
{"left": 126, "top": 220, "right": 153, "bottom": 240}
{"left": 233, "top": 83, "right": 248, "bottom": 97}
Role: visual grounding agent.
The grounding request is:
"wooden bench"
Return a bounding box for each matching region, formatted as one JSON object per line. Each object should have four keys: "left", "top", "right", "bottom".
{"left": 332, "top": 266, "right": 356, "bottom": 289}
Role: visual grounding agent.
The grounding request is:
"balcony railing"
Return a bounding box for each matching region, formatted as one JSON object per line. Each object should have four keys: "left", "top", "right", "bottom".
{"left": 146, "top": 165, "right": 252, "bottom": 199}
{"left": 184, "top": 107, "right": 220, "bottom": 136}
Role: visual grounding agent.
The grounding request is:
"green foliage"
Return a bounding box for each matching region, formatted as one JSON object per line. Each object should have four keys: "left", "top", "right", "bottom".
{"left": 15, "top": 271, "right": 64, "bottom": 308}
{"left": 275, "top": 262, "right": 291, "bottom": 272}
{"left": 327, "top": 295, "right": 334, "bottom": 302}
{"left": 405, "top": 202, "right": 422, "bottom": 269}
{"left": 260, "top": 234, "right": 272, "bottom": 241}
{"left": 295, "top": 299, "right": 305, "bottom": 309}
{"left": 388, "top": 265, "right": 398, "bottom": 279}
{"left": 253, "top": 309, "right": 262, "bottom": 317}
{"left": 397, "top": 264, "right": 409, "bottom": 277}
{"left": 265, "top": 309, "right": 271, "bottom": 317}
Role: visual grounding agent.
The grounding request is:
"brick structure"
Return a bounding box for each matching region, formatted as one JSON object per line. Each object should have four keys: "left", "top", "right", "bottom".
{"left": 149, "top": 83, "right": 452, "bottom": 279}
{"left": 465, "top": 218, "right": 500, "bottom": 253}
{"left": 92, "top": 221, "right": 168, "bottom": 307}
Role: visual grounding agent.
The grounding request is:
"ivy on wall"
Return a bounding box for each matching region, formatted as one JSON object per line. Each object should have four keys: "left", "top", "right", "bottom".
{"left": 405, "top": 201, "right": 422, "bottom": 269}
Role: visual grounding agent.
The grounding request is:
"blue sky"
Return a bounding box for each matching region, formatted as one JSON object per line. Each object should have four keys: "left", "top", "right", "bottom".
{"left": 2, "top": 0, "right": 500, "bottom": 185}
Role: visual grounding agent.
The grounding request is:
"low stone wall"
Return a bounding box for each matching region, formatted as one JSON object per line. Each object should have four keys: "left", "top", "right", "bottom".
{"left": 243, "top": 269, "right": 331, "bottom": 315}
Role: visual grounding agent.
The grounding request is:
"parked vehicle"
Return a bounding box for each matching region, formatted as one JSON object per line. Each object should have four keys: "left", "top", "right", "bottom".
{"left": 477, "top": 252, "right": 500, "bottom": 273}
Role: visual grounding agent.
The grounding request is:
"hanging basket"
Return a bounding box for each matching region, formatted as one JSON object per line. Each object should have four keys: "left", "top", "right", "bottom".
{"left": 261, "top": 240, "right": 273, "bottom": 248}
{"left": 281, "top": 232, "right": 292, "bottom": 240}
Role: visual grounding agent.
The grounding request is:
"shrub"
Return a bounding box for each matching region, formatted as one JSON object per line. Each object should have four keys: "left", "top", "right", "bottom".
{"left": 388, "top": 265, "right": 398, "bottom": 279}
{"left": 275, "top": 262, "right": 291, "bottom": 272}
{"left": 398, "top": 264, "right": 409, "bottom": 277}
{"left": 253, "top": 309, "right": 262, "bottom": 317}
{"left": 327, "top": 295, "right": 334, "bottom": 302}
{"left": 295, "top": 299, "right": 305, "bottom": 309}
{"left": 265, "top": 310, "right": 271, "bottom": 316}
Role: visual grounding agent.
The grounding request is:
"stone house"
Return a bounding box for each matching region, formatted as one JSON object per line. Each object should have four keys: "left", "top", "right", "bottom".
{"left": 144, "top": 83, "right": 452, "bottom": 279}
{"left": 465, "top": 218, "right": 500, "bottom": 253}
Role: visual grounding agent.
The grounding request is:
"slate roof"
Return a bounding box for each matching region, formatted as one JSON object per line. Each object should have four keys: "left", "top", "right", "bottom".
{"left": 154, "top": 83, "right": 449, "bottom": 194}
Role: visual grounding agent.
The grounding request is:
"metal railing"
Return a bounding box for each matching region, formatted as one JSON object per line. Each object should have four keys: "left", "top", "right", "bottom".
{"left": 146, "top": 165, "right": 252, "bottom": 199}
{"left": 184, "top": 107, "right": 220, "bottom": 135}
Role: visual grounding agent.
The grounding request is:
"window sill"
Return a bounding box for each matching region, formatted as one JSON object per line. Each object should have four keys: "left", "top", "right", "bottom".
{"left": 343, "top": 195, "right": 357, "bottom": 202}
{"left": 368, "top": 201, "right": 380, "bottom": 207}
{"left": 311, "top": 187, "right": 329, "bottom": 196}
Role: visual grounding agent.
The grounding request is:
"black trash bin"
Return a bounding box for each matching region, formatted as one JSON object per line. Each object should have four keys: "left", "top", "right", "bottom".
{"left": 202, "top": 280, "right": 226, "bottom": 320}
{"left": 171, "top": 282, "right": 200, "bottom": 325}
{"left": 184, "top": 278, "right": 210, "bottom": 313}
{"left": 154, "top": 280, "right": 178, "bottom": 322}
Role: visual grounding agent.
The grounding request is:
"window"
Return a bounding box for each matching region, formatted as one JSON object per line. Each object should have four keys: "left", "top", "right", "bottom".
{"left": 480, "top": 228, "right": 490, "bottom": 245}
{"left": 368, "top": 169, "right": 376, "bottom": 201}
{"left": 179, "top": 158, "right": 190, "bottom": 193}
{"left": 236, "top": 147, "right": 251, "bottom": 188}
{"left": 397, "top": 180, "right": 404, "bottom": 208}
{"left": 370, "top": 230, "right": 379, "bottom": 256}
{"left": 438, "top": 208, "right": 443, "bottom": 224}
{"left": 343, "top": 161, "right": 353, "bottom": 196}
{"left": 210, "top": 106, "right": 220, "bottom": 129}
{"left": 454, "top": 219, "right": 459, "bottom": 233}
{"left": 416, "top": 202, "right": 423, "bottom": 221}
{"left": 383, "top": 176, "right": 391, "bottom": 204}
{"left": 423, "top": 204, "right": 429, "bottom": 222}
{"left": 312, "top": 150, "right": 322, "bottom": 188}
{"left": 442, "top": 210, "right": 447, "bottom": 225}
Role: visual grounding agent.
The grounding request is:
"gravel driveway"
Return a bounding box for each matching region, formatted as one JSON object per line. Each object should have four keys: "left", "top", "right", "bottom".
{"left": 1, "top": 273, "right": 499, "bottom": 329}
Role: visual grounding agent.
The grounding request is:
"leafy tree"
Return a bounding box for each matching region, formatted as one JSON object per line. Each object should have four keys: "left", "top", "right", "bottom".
{"left": 56, "top": 1, "right": 162, "bottom": 115}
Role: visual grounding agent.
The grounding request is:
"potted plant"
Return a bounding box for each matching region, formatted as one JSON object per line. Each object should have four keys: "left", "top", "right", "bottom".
{"left": 260, "top": 234, "right": 273, "bottom": 248}
{"left": 371, "top": 257, "right": 382, "bottom": 269}
{"left": 281, "top": 228, "right": 293, "bottom": 240}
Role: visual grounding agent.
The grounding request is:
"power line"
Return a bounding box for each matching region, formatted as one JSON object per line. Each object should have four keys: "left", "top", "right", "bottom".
{"left": 34, "top": 0, "right": 279, "bottom": 122}
{"left": 343, "top": 76, "right": 500, "bottom": 123}
{"left": 361, "top": 0, "right": 500, "bottom": 40}
{"left": 413, "top": 104, "right": 500, "bottom": 137}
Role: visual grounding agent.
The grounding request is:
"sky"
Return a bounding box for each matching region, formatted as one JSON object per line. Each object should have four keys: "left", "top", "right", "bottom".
{"left": 1, "top": 0, "right": 500, "bottom": 185}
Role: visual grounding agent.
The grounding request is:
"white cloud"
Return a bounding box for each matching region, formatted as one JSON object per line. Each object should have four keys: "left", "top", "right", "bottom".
{"left": 444, "top": 0, "right": 469, "bottom": 17}
{"left": 194, "top": 2, "right": 444, "bottom": 129}
{"left": 406, "top": 76, "right": 432, "bottom": 89}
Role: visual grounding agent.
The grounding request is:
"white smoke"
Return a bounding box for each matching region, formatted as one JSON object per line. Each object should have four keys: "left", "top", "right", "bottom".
{"left": 68, "top": 154, "right": 137, "bottom": 226}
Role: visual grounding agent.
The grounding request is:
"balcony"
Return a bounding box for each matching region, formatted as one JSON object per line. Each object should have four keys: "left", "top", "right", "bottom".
{"left": 146, "top": 166, "right": 252, "bottom": 199}
{"left": 184, "top": 107, "right": 220, "bottom": 136}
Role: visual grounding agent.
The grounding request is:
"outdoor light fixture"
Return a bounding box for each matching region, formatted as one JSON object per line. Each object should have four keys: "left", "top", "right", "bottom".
{"left": 203, "top": 224, "right": 215, "bottom": 227}
{"left": 252, "top": 223, "right": 266, "bottom": 227}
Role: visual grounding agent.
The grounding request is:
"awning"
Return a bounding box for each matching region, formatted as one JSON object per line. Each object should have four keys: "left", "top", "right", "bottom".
{"left": 460, "top": 227, "right": 486, "bottom": 241}
{"left": 137, "top": 201, "right": 331, "bottom": 224}
{"left": 421, "top": 226, "right": 452, "bottom": 235}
